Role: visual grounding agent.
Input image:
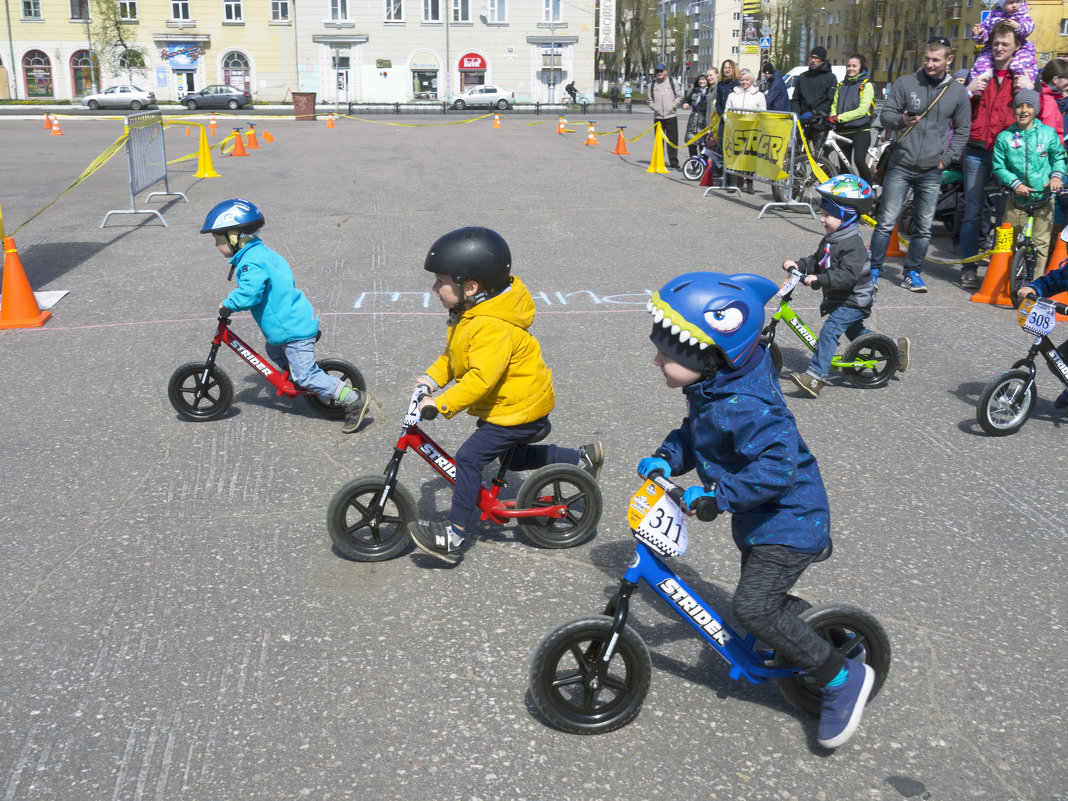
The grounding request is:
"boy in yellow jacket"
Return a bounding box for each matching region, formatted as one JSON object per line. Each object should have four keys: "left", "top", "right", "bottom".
{"left": 409, "top": 227, "right": 603, "bottom": 564}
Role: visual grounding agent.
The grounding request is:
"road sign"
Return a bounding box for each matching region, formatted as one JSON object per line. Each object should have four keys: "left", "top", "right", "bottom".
{"left": 759, "top": 36, "right": 771, "bottom": 48}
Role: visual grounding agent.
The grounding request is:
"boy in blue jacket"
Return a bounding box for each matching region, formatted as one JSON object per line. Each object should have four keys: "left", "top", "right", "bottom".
{"left": 638, "top": 270, "right": 874, "bottom": 749}
{"left": 1017, "top": 227, "right": 1068, "bottom": 408}
{"left": 202, "top": 198, "right": 367, "bottom": 432}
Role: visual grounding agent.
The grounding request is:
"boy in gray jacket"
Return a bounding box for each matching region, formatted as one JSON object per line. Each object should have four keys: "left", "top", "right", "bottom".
{"left": 648, "top": 63, "right": 684, "bottom": 168}
{"left": 868, "top": 39, "right": 971, "bottom": 293}
{"left": 785, "top": 175, "right": 911, "bottom": 398}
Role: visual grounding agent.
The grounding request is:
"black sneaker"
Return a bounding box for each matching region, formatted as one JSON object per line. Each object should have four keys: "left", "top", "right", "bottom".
{"left": 1055, "top": 390, "right": 1068, "bottom": 410}
{"left": 341, "top": 390, "right": 369, "bottom": 433}
{"left": 960, "top": 270, "right": 980, "bottom": 291}
{"left": 578, "top": 442, "right": 604, "bottom": 481}
{"left": 409, "top": 521, "right": 464, "bottom": 565}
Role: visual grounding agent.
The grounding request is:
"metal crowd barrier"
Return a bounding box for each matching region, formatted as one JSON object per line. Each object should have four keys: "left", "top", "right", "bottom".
{"left": 101, "top": 111, "right": 188, "bottom": 228}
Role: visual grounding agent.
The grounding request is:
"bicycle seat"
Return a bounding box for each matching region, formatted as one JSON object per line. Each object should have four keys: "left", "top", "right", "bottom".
{"left": 813, "top": 540, "right": 833, "bottom": 563}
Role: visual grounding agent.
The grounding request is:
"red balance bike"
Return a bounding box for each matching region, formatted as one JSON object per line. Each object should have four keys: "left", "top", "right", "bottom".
{"left": 168, "top": 308, "right": 365, "bottom": 422}
{"left": 327, "top": 386, "right": 602, "bottom": 561}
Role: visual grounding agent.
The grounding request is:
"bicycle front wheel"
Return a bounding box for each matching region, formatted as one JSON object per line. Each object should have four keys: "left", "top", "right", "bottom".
{"left": 683, "top": 157, "right": 706, "bottom": 181}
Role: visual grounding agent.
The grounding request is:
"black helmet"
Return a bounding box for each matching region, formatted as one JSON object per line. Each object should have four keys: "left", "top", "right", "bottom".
{"left": 424, "top": 227, "right": 512, "bottom": 293}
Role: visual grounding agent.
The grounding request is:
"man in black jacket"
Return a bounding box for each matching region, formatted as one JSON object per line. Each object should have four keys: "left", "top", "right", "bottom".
{"left": 792, "top": 47, "right": 838, "bottom": 119}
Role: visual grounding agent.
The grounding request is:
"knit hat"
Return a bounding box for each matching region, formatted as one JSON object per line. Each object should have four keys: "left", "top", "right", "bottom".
{"left": 810, "top": 46, "right": 827, "bottom": 62}
{"left": 761, "top": 61, "right": 775, "bottom": 76}
{"left": 953, "top": 68, "right": 970, "bottom": 81}
{"left": 1014, "top": 89, "right": 1040, "bottom": 110}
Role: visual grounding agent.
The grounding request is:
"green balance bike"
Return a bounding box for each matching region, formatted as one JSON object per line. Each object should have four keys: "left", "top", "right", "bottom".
{"left": 761, "top": 268, "right": 900, "bottom": 388}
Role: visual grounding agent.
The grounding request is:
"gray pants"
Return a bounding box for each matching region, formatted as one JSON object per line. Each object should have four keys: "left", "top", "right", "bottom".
{"left": 733, "top": 544, "right": 844, "bottom": 685}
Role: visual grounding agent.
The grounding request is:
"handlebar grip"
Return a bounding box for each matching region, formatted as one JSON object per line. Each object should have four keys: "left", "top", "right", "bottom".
{"left": 1057, "top": 302, "right": 1068, "bottom": 317}
{"left": 218, "top": 307, "right": 232, "bottom": 321}
{"left": 421, "top": 406, "right": 439, "bottom": 421}
{"left": 691, "top": 497, "right": 718, "bottom": 522}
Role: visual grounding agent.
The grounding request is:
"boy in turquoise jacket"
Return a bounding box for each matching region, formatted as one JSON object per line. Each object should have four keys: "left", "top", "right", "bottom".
{"left": 992, "top": 89, "right": 1066, "bottom": 272}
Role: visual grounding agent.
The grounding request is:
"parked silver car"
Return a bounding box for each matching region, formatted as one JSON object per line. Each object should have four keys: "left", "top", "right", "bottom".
{"left": 450, "top": 84, "right": 514, "bottom": 110}
{"left": 80, "top": 85, "right": 156, "bottom": 110}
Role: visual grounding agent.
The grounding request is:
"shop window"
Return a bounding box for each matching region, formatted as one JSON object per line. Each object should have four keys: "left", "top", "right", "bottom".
{"left": 222, "top": 51, "right": 250, "bottom": 90}
{"left": 71, "top": 49, "right": 95, "bottom": 95}
{"left": 23, "top": 49, "right": 52, "bottom": 97}
{"left": 224, "top": 0, "right": 242, "bottom": 22}
{"left": 271, "top": 0, "right": 289, "bottom": 21}
{"left": 423, "top": 0, "right": 440, "bottom": 22}
{"left": 21, "top": 0, "right": 40, "bottom": 19}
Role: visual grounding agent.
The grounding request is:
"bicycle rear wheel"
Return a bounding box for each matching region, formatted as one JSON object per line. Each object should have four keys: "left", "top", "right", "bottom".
{"left": 683, "top": 157, "right": 706, "bottom": 182}
{"left": 1008, "top": 246, "right": 1036, "bottom": 309}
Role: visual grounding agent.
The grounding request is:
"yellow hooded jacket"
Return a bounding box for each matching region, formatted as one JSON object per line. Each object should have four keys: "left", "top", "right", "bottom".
{"left": 425, "top": 276, "right": 555, "bottom": 425}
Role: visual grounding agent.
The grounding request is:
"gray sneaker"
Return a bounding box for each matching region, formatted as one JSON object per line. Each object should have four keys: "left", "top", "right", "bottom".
{"left": 578, "top": 442, "right": 604, "bottom": 482}
{"left": 897, "top": 337, "right": 910, "bottom": 373}
{"left": 409, "top": 521, "right": 464, "bottom": 565}
{"left": 790, "top": 372, "right": 823, "bottom": 398}
{"left": 341, "top": 390, "right": 368, "bottom": 433}
{"left": 960, "top": 270, "right": 980, "bottom": 291}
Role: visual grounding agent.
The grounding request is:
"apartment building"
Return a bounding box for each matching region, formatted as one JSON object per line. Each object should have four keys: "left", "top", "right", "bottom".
{"left": 0, "top": 0, "right": 597, "bottom": 104}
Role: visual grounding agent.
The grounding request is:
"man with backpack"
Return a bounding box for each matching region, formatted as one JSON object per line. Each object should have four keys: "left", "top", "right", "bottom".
{"left": 648, "top": 63, "right": 684, "bottom": 169}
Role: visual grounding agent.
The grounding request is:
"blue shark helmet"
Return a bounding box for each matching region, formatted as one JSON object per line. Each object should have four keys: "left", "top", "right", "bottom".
{"left": 647, "top": 271, "right": 780, "bottom": 375}
{"left": 816, "top": 174, "right": 874, "bottom": 228}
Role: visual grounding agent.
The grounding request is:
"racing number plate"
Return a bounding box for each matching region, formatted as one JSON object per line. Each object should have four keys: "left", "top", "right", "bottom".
{"left": 1018, "top": 297, "right": 1057, "bottom": 337}
{"left": 628, "top": 479, "right": 689, "bottom": 557}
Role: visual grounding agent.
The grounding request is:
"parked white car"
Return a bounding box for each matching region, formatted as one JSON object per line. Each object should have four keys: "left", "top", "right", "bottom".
{"left": 80, "top": 85, "right": 156, "bottom": 110}
{"left": 782, "top": 65, "right": 848, "bottom": 100}
{"left": 450, "top": 84, "right": 514, "bottom": 110}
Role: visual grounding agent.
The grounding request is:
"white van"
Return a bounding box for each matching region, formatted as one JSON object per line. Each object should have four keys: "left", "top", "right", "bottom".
{"left": 782, "top": 65, "right": 848, "bottom": 100}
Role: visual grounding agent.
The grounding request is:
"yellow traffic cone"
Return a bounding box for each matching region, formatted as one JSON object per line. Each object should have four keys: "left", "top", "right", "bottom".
{"left": 647, "top": 122, "right": 668, "bottom": 174}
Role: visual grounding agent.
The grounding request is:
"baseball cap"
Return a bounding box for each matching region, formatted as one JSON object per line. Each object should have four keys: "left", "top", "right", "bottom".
{"left": 655, "top": 63, "right": 667, "bottom": 72}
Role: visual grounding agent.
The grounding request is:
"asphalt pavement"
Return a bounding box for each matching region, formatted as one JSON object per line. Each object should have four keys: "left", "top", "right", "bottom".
{"left": 0, "top": 114, "right": 1064, "bottom": 801}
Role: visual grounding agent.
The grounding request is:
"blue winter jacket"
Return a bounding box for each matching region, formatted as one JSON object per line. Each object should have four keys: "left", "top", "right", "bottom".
{"left": 1028, "top": 259, "right": 1068, "bottom": 297}
{"left": 221, "top": 238, "right": 320, "bottom": 345}
{"left": 764, "top": 71, "right": 790, "bottom": 113}
{"left": 655, "top": 348, "right": 831, "bottom": 554}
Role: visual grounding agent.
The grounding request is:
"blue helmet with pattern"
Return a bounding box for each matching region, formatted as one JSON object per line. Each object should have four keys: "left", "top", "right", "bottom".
{"left": 647, "top": 271, "right": 779, "bottom": 374}
{"left": 816, "top": 173, "right": 874, "bottom": 227}
{"left": 200, "top": 198, "right": 265, "bottom": 236}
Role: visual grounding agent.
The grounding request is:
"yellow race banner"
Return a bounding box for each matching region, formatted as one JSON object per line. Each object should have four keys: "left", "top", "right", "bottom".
{"left": 722, "top": 110, "right": 793, "bottom": 183}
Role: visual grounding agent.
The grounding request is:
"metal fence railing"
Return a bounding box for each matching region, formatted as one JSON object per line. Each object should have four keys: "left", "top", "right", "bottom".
{"left": 345, "top": 102, "right": 634, "bottom": 116}
{"left": 101, "top": 111, "right": 188, "bottom": 228}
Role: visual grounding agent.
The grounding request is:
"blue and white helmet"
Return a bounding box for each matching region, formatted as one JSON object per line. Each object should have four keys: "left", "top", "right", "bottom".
{"left": 200, "top": 198, "right": 265, "bottom": 236}
{"left": 816, "top": 174, "right": 874, "bottom": 225}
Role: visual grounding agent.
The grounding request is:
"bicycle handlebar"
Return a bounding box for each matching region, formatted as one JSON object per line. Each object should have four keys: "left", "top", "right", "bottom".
{"left": 218, "top": 307, "right": 232, "bottom": 322}
{"left": 648, "top": 470, "right": 719, "bottom": 522}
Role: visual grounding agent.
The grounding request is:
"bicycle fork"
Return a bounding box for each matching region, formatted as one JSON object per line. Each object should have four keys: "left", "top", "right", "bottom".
{"left": 596, "top": 580, "right": 638, "bottom": 666}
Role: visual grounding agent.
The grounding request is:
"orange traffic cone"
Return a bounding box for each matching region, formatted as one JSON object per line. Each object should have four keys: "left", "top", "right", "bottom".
{"left": 326, "top": 114, "right": 336, "bottom": 129}
{"left": 584, "top": 122, "right": 599, "bottom": 146}
{"left": 245, "top": 124, "right": 260, "bottom": 149}
{"left": 0, "top": 237, "right": 52, "bottom": 329}
{"left": 1044, "top": 231, "right": 1068, "bottom": 319}
{"left": 50, "top": 119, "right": 63, "bottom": 136}
{"left": 970, "top": 223, "right": 1015, "bottom": 307}
{"left": 556, "top": 116, "right": 567, "bottom": 134}
{"left": 493, "top": 113, "right": 501, "bottom": 129}
{"left": 229, "top": 129, "right": 249, "bottom": 157}
{"left": 43, "top": 114, "right": 52, "bottom": 130}
{"left": 263, "top": 130, "right": 274, "bottom": 143}
{"left": 612, "top": 127, "right": 629, "bottom": 155}
{"left": 209, "top": 113, "right": 217, "bottom": 134}
{"left": 186, "top": 125, "right": 192, "bottom": 136}
{"left": 886, "top": 223, "right": 906, "bottom": 258}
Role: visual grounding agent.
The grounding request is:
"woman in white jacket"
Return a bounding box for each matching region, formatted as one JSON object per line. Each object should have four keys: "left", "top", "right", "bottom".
{"left": 723, "top": 69, "right": 767, "bottom": 192}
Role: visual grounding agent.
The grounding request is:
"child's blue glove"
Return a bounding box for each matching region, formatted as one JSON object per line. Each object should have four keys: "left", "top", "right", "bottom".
{"left": 799, "top": 111, "right": 814, "bottom": 121}
{"left": 637, "top": 456, "right": 671, "bottom": 478}
{"left": 682, "top": 486, "right": 719, "bottom": 520}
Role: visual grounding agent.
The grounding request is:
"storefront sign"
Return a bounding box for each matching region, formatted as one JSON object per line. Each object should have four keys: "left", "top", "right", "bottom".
{"left": 411, "top": 50, "right": 439, "bottom": 70}
{"left": 458, "top": 52, "right": 486, "bottom": 70}
{"left": 161, "top": 43, "right": 204, "bottom": 67}
{"left": 600, "top": 0, "right": 615, "bottom": 52}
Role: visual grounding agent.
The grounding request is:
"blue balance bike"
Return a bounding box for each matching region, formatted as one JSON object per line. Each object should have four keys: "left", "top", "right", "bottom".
{"left": 529, "top": 472, "right": 891, "bottom": 734}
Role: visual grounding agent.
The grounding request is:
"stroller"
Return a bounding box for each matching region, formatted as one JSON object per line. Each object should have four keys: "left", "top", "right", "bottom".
{"left": 683, "top": 131, "right": 724, "bottom": 182}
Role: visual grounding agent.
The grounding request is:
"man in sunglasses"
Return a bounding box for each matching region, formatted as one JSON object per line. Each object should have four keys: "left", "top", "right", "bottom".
{"left": 868, "top": 36, "right": 971, "bottom": 292}
{"left": 959, "top": 21, "right": 1036, "bottom": 290}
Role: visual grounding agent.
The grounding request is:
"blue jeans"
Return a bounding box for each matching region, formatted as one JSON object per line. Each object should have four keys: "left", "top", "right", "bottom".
{"left": 266, "top": 337, "right": 342, "bottom": 402}
{"left": 870, "top": 164, "right": 943, "bottom": 274}
{"left": 807, "top": 305, "right": 871, "bottom": 382}
{"left": 451, "top": 417, "right": 580, "bottom": 529}
{"left": 960, "top": 145, "right": 1006, "bottom": 266}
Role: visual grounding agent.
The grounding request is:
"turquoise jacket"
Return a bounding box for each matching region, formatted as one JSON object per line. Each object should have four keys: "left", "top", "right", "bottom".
{"left": 992, "top": 120, "right": 1066, "bottom": 201}
{"left": 221, "top": 238, "right": 320, "bottom": 345}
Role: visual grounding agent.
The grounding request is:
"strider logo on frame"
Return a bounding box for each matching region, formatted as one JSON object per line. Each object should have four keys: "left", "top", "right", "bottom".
{"left": 418, "top": 442, "right": 457, "bottom": 479}
{"left": 657, "top": 578, "right": 731, "bottom": 646}
{"left": 228, "top": 340, "right": 274, "bottom": 379}
{"left": 788, "top": 316, "right": 818, "bottom": 347}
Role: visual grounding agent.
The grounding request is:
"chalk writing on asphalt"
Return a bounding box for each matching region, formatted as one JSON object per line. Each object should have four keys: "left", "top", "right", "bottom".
{"left": 353, "top": 290, "right": 654, "bottom": 309}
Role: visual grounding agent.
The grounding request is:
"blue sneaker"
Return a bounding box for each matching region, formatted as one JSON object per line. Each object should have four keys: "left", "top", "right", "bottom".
{"left": 817, "top": 658, "right": 875, "bottom": 748}
{"left": 1055, "top": 389, "right": 1068, "bottom": 410}
{"left": 902, "top": 271, "right": 928, "bottom": 293}
{"left": 870, "top": 268, "right": 879, "bottom": 288}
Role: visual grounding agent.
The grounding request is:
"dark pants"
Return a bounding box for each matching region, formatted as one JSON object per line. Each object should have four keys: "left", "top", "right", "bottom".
{"left": 450, "top": 417, "right": 580, "bottom": 529}
{"left": 733, "top": 544, "right": 844, "bottom": 686}
{"left": 838, "top": 128, "right": 873, "bottom": 186}
{"left": 657, "top": 115, "right": 680, "bottom": 167}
